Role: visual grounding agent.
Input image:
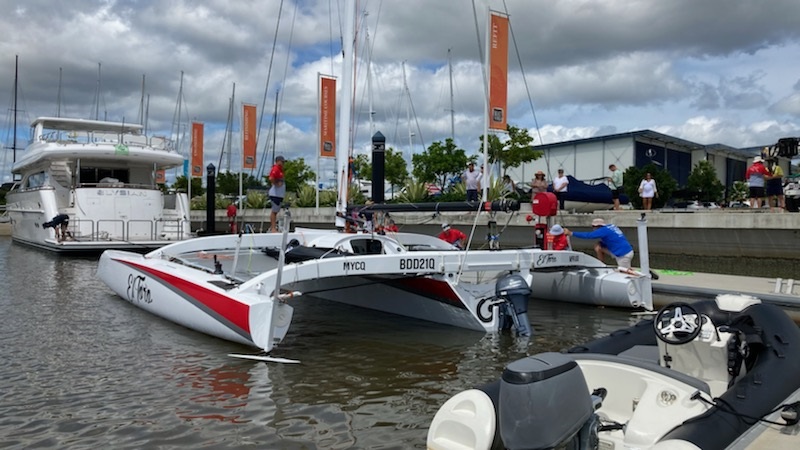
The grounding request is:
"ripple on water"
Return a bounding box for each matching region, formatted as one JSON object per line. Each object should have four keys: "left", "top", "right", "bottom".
{"left": 0, "top": 238, "right": 645, "bottom": 448}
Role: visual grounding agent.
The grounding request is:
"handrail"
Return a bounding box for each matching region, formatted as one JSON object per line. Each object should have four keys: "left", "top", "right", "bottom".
{"left": 67, "top": 217, "right": 189, "bottom": 242}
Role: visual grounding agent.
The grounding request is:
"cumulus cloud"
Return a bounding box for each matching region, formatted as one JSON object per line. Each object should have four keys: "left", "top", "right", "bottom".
{"left": 2, "top": 0, "right": 800, "bottom": 177}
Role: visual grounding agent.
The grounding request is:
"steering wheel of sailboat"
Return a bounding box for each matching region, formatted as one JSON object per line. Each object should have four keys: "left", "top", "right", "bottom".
{"left": 653, "top": 302, "right": 701, "bottom": 345}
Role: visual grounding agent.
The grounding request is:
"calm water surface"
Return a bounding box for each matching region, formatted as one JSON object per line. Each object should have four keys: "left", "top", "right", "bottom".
{"left": 0, "top": 237, "right": 643, "bottom": 449}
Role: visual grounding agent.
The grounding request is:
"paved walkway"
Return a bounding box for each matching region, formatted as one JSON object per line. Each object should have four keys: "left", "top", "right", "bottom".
{"left": 652, "top": 268, "right": 800, "bottom": 309}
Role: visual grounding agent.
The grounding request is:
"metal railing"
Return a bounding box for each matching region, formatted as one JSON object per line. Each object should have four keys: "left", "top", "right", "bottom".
{"left": 67, "top": 217, "right": 188, "bottom": 242}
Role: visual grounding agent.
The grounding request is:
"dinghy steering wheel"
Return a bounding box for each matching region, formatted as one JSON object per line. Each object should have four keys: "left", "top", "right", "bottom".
{"left": 654, "top": 302, "right": 701, "bottom": 345}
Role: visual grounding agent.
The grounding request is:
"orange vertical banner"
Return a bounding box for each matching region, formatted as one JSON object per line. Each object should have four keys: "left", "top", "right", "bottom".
{"left": 155, "top": 170, "right": 166, "bottom": 184}
{"left": 242, "top": 103, "right": 257, "bottom": 169}
{"left": 319, "top": 76, "right": 336, "bottom": 158}
{"left": 489, "top": 12, "right": 508, "bottom": 131}
{"left": 191, "top": 121, "right": 204, "bottom": 177}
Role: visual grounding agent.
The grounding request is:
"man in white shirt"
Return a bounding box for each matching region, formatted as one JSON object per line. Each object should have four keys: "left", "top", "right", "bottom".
{"left": 553, "top": 169, "right": 569, "bottom": 210}
{"left": 463, "top": 162, "right": 481, "bottom": 201}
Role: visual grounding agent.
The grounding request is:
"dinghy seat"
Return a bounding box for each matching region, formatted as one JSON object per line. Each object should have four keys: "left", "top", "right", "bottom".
{"left": 571, "top": 353, "right": 711, "bottom": 395}
{"left": 572, "top": 353, "right": 713, "bottom": 448}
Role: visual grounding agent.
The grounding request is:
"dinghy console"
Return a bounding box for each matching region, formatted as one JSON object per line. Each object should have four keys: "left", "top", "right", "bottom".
{"left": 428, "top": 294, "right": 800, "bottom": 450}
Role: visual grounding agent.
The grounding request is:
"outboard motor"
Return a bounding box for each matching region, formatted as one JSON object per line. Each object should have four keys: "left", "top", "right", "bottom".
{"left": 499, "top": 353, "right": 594, "bottom": 450}
{"left": 495, "top": 274, "right": 532, "bottom": 336}
{"left": 428, "top": 353, "right": 601, "bottom": 450}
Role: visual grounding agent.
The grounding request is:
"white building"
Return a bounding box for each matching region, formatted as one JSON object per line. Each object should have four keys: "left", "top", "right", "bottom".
{"left": 508, "top": 130, "right": 791, "bottom": 192}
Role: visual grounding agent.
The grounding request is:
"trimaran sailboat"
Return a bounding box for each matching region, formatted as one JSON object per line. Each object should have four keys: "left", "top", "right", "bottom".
{"left": 96, "top": 0, "right": 654, "bottom": 358}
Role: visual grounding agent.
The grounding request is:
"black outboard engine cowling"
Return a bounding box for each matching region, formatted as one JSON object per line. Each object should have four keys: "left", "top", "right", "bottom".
{"left": 495, "top": 274, "right": 532, "bottom": 336}
{"left": 499, "top": 352, "right": 594, "bottom": 450}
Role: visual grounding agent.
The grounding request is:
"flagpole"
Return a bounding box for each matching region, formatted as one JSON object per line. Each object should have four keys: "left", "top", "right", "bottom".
{"left": 316, "top": 73, "right": 321, "bottom": 212}
{"left": 482, "top": 6, "right": 491, "bottom": 201}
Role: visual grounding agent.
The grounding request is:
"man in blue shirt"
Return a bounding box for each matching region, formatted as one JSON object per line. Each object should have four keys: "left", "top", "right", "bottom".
{"left": 565, "top": 218, "right": 634, "bottom": 269}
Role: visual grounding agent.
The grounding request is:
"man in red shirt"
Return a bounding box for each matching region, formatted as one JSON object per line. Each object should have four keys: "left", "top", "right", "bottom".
{"left": 226, "top": 202, "right": 238, "bottom": 233}
{"left": 268, "top": 155, "right": 286, "bottom": 232}
{"left": 438, "top": 223, "right": 467, "bottom": 249}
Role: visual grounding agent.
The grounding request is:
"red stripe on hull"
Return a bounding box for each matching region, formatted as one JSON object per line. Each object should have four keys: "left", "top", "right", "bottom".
{"left": 387, "top": 277, "right": 465, "bottom": 308}
{"left": 120, "top": 259, "right": 251, "bottom": 335}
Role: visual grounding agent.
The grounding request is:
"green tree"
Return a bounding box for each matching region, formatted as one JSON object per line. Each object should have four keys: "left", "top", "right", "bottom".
{"left": 384, "top": 147, "right": 409, "bottom": 188}
{"left": 478, "top": 124, "right": 542, "bottom": 175}
{"left": 729, "top": 181, "right": 749, "bottom": 203}
{"left": 686, "top": 160, "right": 725, "bottom": 202}
{"left": 351, "top": 154, "right": 371, "bottom": 181}
{"left": 279, "top": 157, "right": 315, "bottom": 193}
{"left": 216, "top": 171, "right": 263, "bottom": 196}
{"left": 623, "top": 164, "right": 678, "bottom": 209}
{"left": 412, "top": 138, "right": 468, "bottom": 191}
{"left": 172, "top": 175, "right": 205, "bottom": 197}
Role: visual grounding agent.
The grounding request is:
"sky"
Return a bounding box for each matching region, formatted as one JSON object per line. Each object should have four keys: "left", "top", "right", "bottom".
{"left": 2, "top": 0, "right": 800, "bottom": 183}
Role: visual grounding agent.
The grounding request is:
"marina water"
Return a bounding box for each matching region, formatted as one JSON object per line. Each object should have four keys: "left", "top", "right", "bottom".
{"left": 0, "top": 237, "right": 715, "bottom": 448}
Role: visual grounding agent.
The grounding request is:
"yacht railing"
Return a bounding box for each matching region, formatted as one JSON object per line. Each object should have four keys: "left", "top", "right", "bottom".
{"left": 67, "top": 217, "right": 189, "bottom": 242}
{"left": 38, "top": 131, "right": 176, "bottom": 152}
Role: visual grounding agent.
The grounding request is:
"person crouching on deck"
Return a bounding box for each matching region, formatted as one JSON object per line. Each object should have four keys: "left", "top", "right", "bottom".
{"left": 564, "top": 218, "right": 634, "bottom": 269}
{"left": 438, "top": 223, "right": 467, "bottom": 249}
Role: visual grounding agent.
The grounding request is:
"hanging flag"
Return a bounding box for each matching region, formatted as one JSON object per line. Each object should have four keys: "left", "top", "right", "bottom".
{"left": 488, "top": 12, "right": 509, "bottom": 131}
{"left": 242, "top": 103, "right": 257, "bottom": 169}
{"left": 155, "top": 170, "right": 166, "bottom": 184}
{"left": 191, "top": 121, "right": 204, "bottom": 177}
{"left": 319, "top": 75, "right": 336, "bottom": 158}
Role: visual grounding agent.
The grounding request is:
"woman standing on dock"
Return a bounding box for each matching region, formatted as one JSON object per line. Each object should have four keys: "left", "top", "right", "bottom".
{"left": 638, "top": 173, "right": 658, "bottom": 210}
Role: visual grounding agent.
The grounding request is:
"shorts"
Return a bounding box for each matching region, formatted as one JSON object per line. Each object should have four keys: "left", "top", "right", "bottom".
{"left": 611, "top": 188, "right": 620, "bottom": 200}
{"left": 749, "top": 186, "right": 765, "bottom": 198}
{"left": 466, "top": 189, "right": 478, "bottom": 201}
{"left": 614, "top": 251, "right": 634, "bottom": 269}
{"left": 765, "top": 181, "right": 783, "bottom": 197}
{"left": 270, "top": 196, "right": 283, "bottom": 213}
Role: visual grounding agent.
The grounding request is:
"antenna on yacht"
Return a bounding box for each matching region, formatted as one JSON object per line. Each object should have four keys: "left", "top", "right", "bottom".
{"left": 56, "top": 67, "right": 63, "bottom": 118}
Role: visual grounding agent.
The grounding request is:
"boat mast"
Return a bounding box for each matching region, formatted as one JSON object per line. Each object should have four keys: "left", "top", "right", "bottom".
{"left": 171, "top": 71, "right": 185, "bottom": 153}
{"left": 218, "top": 83, "right": 235, "bottom": 172}
{"left": 402, "top": 61, "right": 413, "bottom": 160}
{"left": 448, "top": 48, "right": 455, "bottom": 140}
{"left": 335, "top": 0, "right": 356, "bottom": 227}
{"left": 366, "top": 23, "right": 375, "bottom": 138}
{"left": 12, "top": 55, "right": 18, "bottom": 163}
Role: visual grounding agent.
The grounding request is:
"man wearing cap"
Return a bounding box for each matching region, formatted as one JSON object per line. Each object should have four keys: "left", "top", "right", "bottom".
{"left": 268, "top": 155, "right": 286, "bottom": 232}
{"left": 438, "top": 223, "right": 467, "bottom": 249}
{"left": 565, "top": 218, "right": 634, "bottom": 269}
{"left": 463, "top": 162, "right": 481, "bottom": 202}
{"left": 745, "top": 156, "right": 771, "bottom": 208}
{"left": 553, "top": 169, "right": 569, "bottom": 210}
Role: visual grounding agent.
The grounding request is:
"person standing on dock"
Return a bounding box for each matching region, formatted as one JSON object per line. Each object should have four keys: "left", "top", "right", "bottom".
{"left": 607, "top": 164, "right": 623, "bottom": 211}
{"left": 638, "top": 172, "right": 658, "bottom": 210}
{"left": 553, "top": 169, "right": 569, "bottom": 210}
{"left": 765, "top": 159, "right": 785, "bottom": 212}
{"left": 745, "top": 156, "right": 770, "bottom": 209}
{"left": 268, "top": 155, "right": 286, "bottom": 233}
{"left": 463, "top": 162, "right": 481, "bottom": 202}
{"left": 531, "top": 171, "right": 548, "bottom": 197}
{"left": 565, "top": 218, "right": 634, "bottom": 269}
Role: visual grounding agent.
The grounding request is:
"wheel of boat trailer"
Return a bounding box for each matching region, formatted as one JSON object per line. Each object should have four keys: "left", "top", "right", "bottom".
{"left": 653, "top": 302, "right": 701, "bottom": 345}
